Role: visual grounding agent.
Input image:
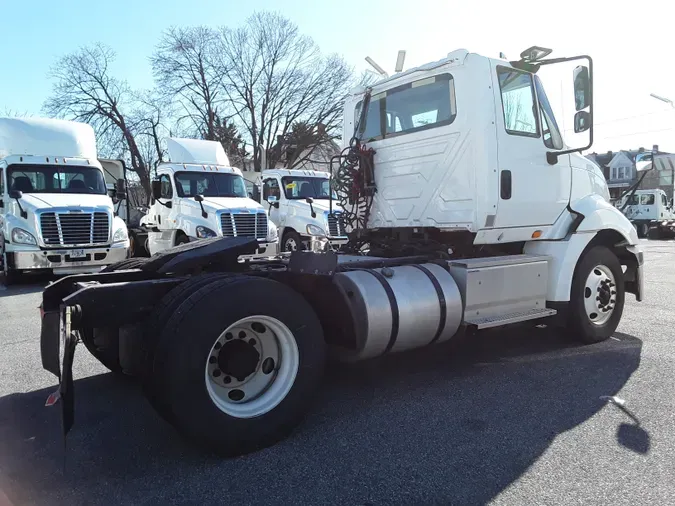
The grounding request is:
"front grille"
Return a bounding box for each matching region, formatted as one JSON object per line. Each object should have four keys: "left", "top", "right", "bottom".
{"left": 327, "top": 213, "right": 345, "bottom": 236}
{"left": 40, "top": 212, "right": 110, "bottom": 246}
{"left": 219, "top": 212, "right": 267, "bottom": 240}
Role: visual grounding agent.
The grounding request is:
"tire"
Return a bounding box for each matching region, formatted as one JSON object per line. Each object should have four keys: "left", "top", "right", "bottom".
{"left": 101, "top": 257, "right": 150, "bottom": 273}
{"left": 639, "top": 223, "right": 649, "bottom": 238}
{"left": 281, "top": 230, "right": 304, "bottom": 252}
{"left": 567, "top": 245, "right": 625, "bottom": 344}
{"left": 150, "top": 275, "right": 326, "bottom": 456}
{"left": 175, "top": 232, "right": 189, "bottom": 246}
{"left": 648, "top": 227, "right": 662, "bottom": 240}
{"left": 0, "top": 242, "right": 20, "bottom": 286}
{"left": 142, "top": 273, "right": 238, "bottom": 423}
{"left": 81, "top": 257, "right": 152, "bottom": 372}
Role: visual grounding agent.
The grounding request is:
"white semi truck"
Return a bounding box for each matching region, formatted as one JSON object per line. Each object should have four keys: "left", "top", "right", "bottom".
{"left": 0, "top": 117, "right": 129, "bottom": 284}
{"left": 258, "top": 168, "right": 348, "bottom": 252}
{"left": 141, "top": 137, "right": 278, "bottom": 258}
{"left": 39, "top": 46, "right": 644, "bottom": 457}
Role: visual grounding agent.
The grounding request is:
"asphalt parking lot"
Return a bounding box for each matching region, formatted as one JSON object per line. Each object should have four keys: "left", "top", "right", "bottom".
{"left": 1, "top": 240, "right": 674, "bottom": 506}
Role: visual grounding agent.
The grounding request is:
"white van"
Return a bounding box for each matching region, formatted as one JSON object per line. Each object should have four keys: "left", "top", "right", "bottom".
{"left": 143, "top": 138, "right": 277, "bottom": 257}
{"left": 259, "top": 168, "right": 348, "bottom": 252}
{"left": 0, "top": 117, "right": 129, "bottom": 284}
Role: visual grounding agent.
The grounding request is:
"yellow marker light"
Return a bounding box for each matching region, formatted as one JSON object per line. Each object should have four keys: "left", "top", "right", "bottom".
{"left": 532, "top": 230, "right": 542, "bottom": 239}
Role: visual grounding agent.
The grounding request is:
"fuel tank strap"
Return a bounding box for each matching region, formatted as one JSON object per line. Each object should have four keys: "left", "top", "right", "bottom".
{"left": 353, "top": 268, "right": 400, "bottom": 355}
{"left": 409, "top": 264, "right": 447, "bottom": 345}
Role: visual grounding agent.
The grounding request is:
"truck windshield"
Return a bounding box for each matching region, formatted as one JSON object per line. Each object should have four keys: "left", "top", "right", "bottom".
{"left": 175, "top": 171, "right": 247, "bottom": 198}
{"left": 281, "top": 176, "right": 337, "bottom": 200}
{"left": 7, "top": 164, "right": 107, "bottom": 195}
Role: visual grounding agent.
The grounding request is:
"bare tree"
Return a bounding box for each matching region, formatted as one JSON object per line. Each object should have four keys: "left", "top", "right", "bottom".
{"left": 151, "top": 26, "right": 223, "bottom": 140}
{"left": 217, "top": 11, "right": 354, "bottom": 171}
{"left": 42, "top": 43, "right": 153, "bottom": 201}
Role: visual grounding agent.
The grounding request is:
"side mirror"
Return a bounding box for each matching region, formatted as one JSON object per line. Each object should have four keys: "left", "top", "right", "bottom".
{"left": 151, "top": 180, "right": 162, "bottom": 200}
{"left": 9, "top": 189, "right": 22, "bottom": 199}
{"left": 116, "top": 191, "right": 127, "bottom": 201}
{"left": 573, "top": 65, "right": 591, "bottom": 111}
{"left": 116, "top": 178, "right": 126, "bottom": 193}
{"left": 305, "top": 197, "right": 314, "bottom": 204}
{"left": 194, "top": 194, "right": 204, "bottom": 202}
{"left": 574, "top": 111, "right": 591, "bottom": 133}
{"left": 635, "top": 152, "right": 655, "bottom": 172}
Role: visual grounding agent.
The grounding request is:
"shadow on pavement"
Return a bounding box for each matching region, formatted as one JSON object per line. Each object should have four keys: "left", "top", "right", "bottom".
{"left": 0, "top": 272, "right": 51, "bottom": 297}
{"left": 0, "top": 326, "right": 643, "bottom": 505}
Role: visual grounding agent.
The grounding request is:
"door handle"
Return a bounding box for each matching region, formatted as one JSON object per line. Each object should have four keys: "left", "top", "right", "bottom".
{"left": 500, "top": 170, "right": 512, "bottom": 200}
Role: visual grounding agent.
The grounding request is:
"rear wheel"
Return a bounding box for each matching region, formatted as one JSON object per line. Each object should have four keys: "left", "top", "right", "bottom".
{"left": 150, "top": 276, "right": 326, "bottom": 456}
{"left": 142, "top": 273, "right": 238, "bottom": 423}
{"left": 567, "top": 246, "right": 625, "bottom": 344}
{"left": 639, "top": 223, "right": 649, "bottom": 238}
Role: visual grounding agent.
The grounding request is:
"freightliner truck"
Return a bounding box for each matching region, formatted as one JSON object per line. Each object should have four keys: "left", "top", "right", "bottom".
{"left": 39, "top": 46, "right": 644, "bottom": 457}
{"left": 0, "top": 117, "right": 130, "bottom": 285}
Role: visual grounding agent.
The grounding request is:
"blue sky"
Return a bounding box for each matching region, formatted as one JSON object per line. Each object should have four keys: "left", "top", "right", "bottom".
{"left": 2, "top": 0, "right": 675, "bottom": 153}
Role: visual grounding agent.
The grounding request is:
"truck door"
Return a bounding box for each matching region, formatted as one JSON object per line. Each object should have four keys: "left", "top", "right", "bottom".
{"left": 262, "top": 177, "right": 283, "bottom": 226}
{"left": 492, "top": 64, "right": 570, "bottom": 229}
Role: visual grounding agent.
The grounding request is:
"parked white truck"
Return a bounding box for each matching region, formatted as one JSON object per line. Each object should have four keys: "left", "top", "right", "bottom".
{"left": 618, "top": 189, "right": 674, "bottom": 238}
{"left": 259, "top": 168, "right": 348, "bottom": 252}
{"left": 141, "top": 138, "right": 278, "bottom": 258}
{"left": 40, "top": 46, "right": 644, "bottom": 458}
{"left": 0, "top": 117, "right": 129, "bottom": 284}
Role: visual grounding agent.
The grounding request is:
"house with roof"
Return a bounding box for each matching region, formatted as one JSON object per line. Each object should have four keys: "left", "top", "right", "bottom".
{"left": 587, "top": 146, "right": 674, "bottom": 201}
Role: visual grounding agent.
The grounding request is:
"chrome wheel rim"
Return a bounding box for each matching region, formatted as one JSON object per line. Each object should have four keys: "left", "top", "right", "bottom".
{"left": 583, "top": 264, "right": 617, "bottom": 326}
{"left": 204, "top": 315, "right": 299, "bottom": 418}
{"left": 284, "top": 237, "right": 298, "bottom": 252}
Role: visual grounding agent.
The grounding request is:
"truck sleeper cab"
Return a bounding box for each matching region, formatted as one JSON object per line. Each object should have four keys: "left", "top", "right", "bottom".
{"left": 0, "top": 118, "right": 129, "bottom": 284}
{"left": 144, "top": 138, "right": 278, "bottom": 258}
{"left": 260, "top": 168, "right": 348, "bottom": 252}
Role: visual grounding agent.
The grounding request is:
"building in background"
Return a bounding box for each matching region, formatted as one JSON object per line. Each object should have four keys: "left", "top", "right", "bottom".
{"left": 587, "top": 145, "right": 675, "bottom": 202}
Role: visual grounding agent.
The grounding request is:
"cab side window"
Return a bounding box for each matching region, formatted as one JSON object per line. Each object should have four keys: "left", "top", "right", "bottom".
{"left": 263, "top": 178, "right": 280, "bottom": 200}
{"left": 661, "top": 193, "right": 668, "bottom": 207}
{"left": 497, "top": 66, "right": 539, "bottom": 137}
{"left": 159, "top": 174, "right": 173, "bottom": 199}
{"left": 640, "top": 194, "right": 655, "bottom": 205}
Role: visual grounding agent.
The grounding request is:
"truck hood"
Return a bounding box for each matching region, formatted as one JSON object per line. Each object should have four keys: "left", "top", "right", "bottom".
{"left": 14, "top": 193, "right": 113, "bottom": 212}
{"left": 294, "top": 199, "right": 344, "bottom": 213}
{"left": 198, "top": 196, "right": 264, "bottom": 212}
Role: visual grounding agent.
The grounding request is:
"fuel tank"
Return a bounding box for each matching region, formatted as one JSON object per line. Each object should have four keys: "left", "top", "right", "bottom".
{"left": 330, "top": 263, "right": 464, "bottom": 362}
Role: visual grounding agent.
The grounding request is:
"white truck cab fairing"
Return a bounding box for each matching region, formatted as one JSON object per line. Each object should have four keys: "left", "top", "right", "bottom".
{"left": 144, "top": 138, "right": 278, "bottom": 258}
{"left": 0, "top": 117, "right": 129, "bottom": 281}
{"left": 259, "top": 168, "right": 348, "bottom": 252}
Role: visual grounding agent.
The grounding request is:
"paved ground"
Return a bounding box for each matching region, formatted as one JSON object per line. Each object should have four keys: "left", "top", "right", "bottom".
{"left": 0, "top": 241, "right": 674, "bottom": 505}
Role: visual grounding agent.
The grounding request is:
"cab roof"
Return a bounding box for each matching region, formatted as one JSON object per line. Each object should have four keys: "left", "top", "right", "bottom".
{"left": 167, "top": 137, "right": 230, "bottom": 166}
{"left": 0, "top": 117, "right": 97, "bottom": 160}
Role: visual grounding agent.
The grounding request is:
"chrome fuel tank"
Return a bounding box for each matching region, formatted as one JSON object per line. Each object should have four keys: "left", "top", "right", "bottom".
{"left": 331, "top": 263, "right": 464, "bottom": 362}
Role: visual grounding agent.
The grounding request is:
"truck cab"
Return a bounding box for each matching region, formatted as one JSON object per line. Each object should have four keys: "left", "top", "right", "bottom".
{"left": 617, "top": 189, "right": 674, "bottom": 237}
{"left": 0, "top": 117, "right": 129, "bottom": 284}
{"left": 258, "top": 168, "right": 348, "bottom": 252}
{"left": 143, "top": 138, "right": 278, "bottom": 257}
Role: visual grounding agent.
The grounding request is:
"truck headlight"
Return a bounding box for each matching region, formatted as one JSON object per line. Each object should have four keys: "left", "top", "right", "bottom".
{"left": 266, "top": 221, "right": 278, "bottom": 242}
{"left": 196, "top": 226, "right": 217, "bottom": 238}
{"left": 112, "top": 227, "right": 128, "bottom": 243}
{"left": 11, "top": 228, "right": 37, "bottom": 245}
{"left": 306, "top": 224, "right": 326, "bottom": 236}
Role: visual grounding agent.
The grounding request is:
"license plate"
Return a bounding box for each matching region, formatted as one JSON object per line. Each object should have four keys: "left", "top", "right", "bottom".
{"left": 69, "top": 249, "right": 86, "bottom": 259}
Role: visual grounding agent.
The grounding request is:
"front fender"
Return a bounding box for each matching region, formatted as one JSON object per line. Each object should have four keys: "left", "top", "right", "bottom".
{"left": 572, "top": 194, "right": 639, "bottom": 245}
